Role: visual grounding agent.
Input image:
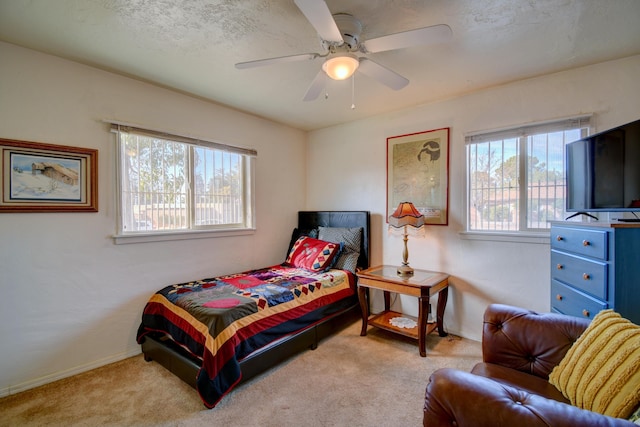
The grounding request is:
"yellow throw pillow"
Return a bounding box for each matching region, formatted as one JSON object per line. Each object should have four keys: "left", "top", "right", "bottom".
{"left": 548, "top": 309, "right": 640, "bottom": 419}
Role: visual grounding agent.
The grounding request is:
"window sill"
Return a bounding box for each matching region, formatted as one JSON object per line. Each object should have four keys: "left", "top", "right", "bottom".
{"left": 459, "top": 230, "right": 550, "bottom": 244}
{"left": 112, "top": 228, "right": 256, "bottom": 245}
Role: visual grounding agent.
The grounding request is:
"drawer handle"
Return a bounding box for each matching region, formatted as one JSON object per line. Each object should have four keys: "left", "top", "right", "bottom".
{"left": 583, "top": 240, "right": 590, "bottom": 246}
{"left": 556, "top": 264, "right": 563, "bottom": 270}
{"left": 583, "top": 273, "right": 590, "bottom": 280}
{"left": 582, "top": 309, "right": 590, "bottom": 317}
{"left": 556, "top": 294, "right": 563, "bottom": 301}
{"left": 556, "top": 235, "right": 563, "bottom": 241}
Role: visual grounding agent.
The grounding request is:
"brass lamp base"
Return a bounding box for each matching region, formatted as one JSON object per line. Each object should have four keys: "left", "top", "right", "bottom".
{"left": 397, "top": 264, "right": 414, "bottom": 277}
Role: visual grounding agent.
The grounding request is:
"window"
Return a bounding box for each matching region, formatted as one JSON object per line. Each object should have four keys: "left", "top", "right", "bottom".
{"left": 111, "top": 124, "right": 256, "bottom": 237}
{"left": 466, "top": 116, "right": 591, "bottom": 233}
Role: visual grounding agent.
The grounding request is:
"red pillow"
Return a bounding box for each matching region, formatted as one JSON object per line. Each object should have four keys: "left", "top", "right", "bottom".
{"left": 285, "top": 236, "right": 342, "bottom": 272}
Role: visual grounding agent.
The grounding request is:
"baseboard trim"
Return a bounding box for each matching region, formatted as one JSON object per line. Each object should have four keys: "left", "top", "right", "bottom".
{"left": 0, "top": 347, "right": 141, "bottom": 398}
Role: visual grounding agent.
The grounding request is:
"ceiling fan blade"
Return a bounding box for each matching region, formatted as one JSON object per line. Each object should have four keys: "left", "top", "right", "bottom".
{"left": 294, "top": 0, "right": 344, "bottom": 43}
{"left": 303, "top": 70, "right": 326, "bottom": 101}
{"left": 235, "top": 53, "right": 318, "bottom": 69}
{"left": 357, "top": 58, "right": 409, "bottom": 90}
{"left": 363, "top": 24, "right": 452, "bottom": 53}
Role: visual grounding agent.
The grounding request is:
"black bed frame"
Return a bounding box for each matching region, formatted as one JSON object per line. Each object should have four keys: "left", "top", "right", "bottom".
{"left": 141, "top": 211, "right": 371, "bottom": 390}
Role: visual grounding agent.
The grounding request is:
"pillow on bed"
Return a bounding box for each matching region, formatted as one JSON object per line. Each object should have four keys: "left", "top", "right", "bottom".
{"left": 285, "top": 236, "right": 342, "bottom": 273}
{"left": 318, "top": 226, "right": 362, "bottom": 274}
{"left": 286, "top": 227, "right": 318, "bottom": 259}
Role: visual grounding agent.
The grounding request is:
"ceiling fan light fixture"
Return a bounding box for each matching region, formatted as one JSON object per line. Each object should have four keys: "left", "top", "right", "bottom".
{"left": 322, "top": 54, "right": 359, "bottom": 80}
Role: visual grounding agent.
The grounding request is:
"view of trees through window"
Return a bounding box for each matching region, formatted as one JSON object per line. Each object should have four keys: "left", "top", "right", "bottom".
{"left": 468, "top": 127, "right": 587, "bottom": 232}
{"left": 193, "top": 146, "right": 244, "bottom": 227}
{"left": 119, "top": 132, "right": 247, "bottom": 233}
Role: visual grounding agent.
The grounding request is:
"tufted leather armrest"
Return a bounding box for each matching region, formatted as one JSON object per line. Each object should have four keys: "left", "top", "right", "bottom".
{"left": 481, "top": 304, "right": 590, "bottom": 379}
{"left": 424, "top": 368, "right": 635, "bottom": 427}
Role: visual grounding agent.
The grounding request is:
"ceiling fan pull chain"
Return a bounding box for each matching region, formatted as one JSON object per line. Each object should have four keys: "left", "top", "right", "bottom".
{"left": 325, "top": 73, "right": 329, "bottom": 99}
{"left": 351, "top": 74, "right": 356, "bottom": 110}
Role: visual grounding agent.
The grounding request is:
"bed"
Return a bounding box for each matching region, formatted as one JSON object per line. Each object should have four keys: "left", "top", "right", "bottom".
{"left": 137, "top": 210, "right": 370, "bottom": 408}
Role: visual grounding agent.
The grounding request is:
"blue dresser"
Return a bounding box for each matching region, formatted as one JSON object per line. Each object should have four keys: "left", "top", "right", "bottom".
{"left": 550, "top": 221, "right": 640, "bottom": 325}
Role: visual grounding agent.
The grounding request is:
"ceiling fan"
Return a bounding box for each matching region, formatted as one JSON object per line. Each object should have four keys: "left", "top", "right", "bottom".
{"left": 235, "top": 0, "right": 453, "bottom": 102}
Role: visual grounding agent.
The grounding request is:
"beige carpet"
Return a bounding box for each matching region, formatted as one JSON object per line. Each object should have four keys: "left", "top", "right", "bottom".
{"left": 0, "top": 320, "right": 481, "bottom": 427}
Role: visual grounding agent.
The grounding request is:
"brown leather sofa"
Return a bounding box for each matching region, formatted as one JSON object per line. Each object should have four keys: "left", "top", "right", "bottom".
{"left": 423, "top": 304, "right": 636, "bottom": 426}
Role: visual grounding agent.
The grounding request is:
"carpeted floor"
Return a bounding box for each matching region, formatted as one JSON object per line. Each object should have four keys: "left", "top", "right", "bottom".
{"left": 0, "top": 320, "right": 482, "bottom": 427}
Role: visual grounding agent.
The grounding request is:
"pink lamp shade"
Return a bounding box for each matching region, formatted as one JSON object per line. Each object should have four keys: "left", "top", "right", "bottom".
{"left": 389, "top": 202, "right": 425, "bottom": 228}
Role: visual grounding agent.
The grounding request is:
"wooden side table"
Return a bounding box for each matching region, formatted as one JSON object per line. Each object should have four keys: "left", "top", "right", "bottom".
{"left": 356, "top": 265, "right": 449, "bottom": 357}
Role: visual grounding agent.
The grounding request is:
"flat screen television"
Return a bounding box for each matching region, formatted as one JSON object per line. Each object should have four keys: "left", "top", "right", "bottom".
{"left": 566, "top": 119, "right": 640, "bottom": 217}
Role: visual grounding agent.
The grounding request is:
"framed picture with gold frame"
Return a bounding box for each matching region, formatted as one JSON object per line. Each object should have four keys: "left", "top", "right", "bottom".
{"left": 386, "top": 128, "right": 449, "bottom": 225}
{"left": 0, "top": 138, "right": 98, "bottom": 213}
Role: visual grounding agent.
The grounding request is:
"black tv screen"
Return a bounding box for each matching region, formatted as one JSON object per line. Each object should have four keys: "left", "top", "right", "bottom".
{"left": 566, "top": 119, "right": 640, "bottom": 212}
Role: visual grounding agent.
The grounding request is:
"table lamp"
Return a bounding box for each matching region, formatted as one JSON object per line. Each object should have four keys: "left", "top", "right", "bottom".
{"left": 388, "top": 201, "right": 425, "bottom": 277}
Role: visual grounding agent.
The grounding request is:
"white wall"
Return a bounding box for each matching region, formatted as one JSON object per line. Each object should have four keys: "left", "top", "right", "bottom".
{"left": 306, "top": 55, "right": 640, "bottom": 341}
{"left": 0, "top": 42, "right": 307, "bottom": 395}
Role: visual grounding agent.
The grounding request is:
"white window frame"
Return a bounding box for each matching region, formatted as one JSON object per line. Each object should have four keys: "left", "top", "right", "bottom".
{"left": 461, "top": 115, "right": 592, "bottom": 243}
{"left": 109, "top": 122, "right": 256, "bottom": 244}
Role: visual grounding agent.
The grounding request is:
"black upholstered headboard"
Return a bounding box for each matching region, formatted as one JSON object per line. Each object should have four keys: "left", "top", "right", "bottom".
{"left": 298, "top": 211, "right": 371, "bottom": 270}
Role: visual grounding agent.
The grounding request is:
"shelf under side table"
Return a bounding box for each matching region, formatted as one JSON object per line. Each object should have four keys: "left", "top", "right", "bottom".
{"left": 369, "top": 310, "right": 437, "bottom": 340}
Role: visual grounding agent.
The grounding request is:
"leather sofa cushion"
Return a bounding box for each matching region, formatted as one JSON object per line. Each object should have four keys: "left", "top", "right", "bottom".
{"left": 471, "top": 362, "right": 569, "bottom": 404}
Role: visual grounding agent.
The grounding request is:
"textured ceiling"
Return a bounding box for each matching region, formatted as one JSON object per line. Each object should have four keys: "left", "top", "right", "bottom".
{"left": 1, "top": 0, "right": 639, "bottom": 131}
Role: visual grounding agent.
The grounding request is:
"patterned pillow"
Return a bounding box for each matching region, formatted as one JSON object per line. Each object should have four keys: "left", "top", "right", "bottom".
{"left": 285, "top": 236, "right": 342, "bottom": 273}
{"left": 548, "top": 309, "right": 640, "bottom": 419}
{"left": 318, "top": 227, "right": 362, "bottom": 273}
{"left": 285, "top": 227, "right": 318, "bottom": 259}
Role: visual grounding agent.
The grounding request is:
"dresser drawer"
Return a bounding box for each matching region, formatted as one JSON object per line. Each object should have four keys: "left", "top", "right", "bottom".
{"left": 551, "top": 251, "right": 608, "bottom": 300}
{"left": 551, "top": 280, "right": 607, "bottom": 320}
{"left": 550, "top": 226, "right": 608, "bottom": 260}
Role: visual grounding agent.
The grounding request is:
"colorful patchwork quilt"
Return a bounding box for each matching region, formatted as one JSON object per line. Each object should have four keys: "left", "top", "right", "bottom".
{"left": 136, "top": 264, "right": 355, "bottom": 408}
